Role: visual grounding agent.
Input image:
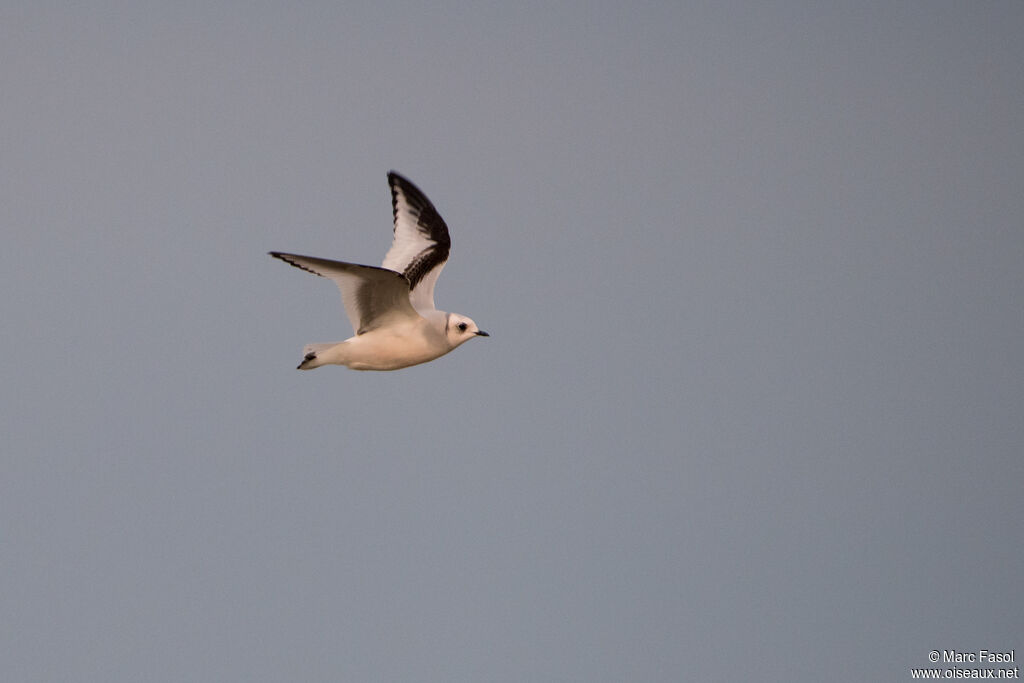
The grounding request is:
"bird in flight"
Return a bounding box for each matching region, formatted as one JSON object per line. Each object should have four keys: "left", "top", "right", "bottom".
{"left": 269, "top": 172, "right": 488, "bottom": 371}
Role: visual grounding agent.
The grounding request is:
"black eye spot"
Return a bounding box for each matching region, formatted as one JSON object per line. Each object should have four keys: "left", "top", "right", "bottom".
{"left": 457, "top": 322, "right": 468, "bottom": 332}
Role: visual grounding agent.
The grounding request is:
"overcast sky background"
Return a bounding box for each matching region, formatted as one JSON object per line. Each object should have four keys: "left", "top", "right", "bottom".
{"left": 2, "top": 2, "right": 1022, "bottom": 681}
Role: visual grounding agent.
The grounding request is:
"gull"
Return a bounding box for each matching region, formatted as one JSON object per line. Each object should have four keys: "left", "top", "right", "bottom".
{"left": 269, "top": 171, "right": 488, "bottom": 371}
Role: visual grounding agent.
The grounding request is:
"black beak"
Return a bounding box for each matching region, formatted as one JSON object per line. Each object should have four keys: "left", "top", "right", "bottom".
{"left": 475, "top": 330, "right": 489, "bottom": 337}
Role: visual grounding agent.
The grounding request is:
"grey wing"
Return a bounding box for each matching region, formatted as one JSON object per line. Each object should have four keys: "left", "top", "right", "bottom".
{"left": 269, "top": 252, "right": 420, "bottom": 334}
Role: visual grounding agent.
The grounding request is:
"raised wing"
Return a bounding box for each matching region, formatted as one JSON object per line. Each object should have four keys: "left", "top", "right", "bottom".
{"left": 269, "top": 252, "right": 421, "bottom": 335}
{"left": 381, "top": 172, "right": 451, "bottom": 314}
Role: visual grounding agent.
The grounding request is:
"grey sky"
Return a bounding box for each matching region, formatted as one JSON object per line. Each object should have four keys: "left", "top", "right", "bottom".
{"left": 2, "top": 2, "right": 1022, "bottom": 681}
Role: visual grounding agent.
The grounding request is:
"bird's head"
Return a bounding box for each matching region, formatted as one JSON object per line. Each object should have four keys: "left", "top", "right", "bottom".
{"left": 446, "top": 313, "right": 489, "bottom": 347}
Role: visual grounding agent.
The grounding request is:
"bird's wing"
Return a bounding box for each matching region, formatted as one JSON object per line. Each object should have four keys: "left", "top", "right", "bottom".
{"left": 381, "top": 171, "right": 451, "bottom": 314}
{"left": 269, "top": 252, "right": 420, "bottom": 335}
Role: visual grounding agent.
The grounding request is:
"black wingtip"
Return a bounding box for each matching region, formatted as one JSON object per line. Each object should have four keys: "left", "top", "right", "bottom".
{"left": 268, "top": 252, "right": 330, "bottom": 278}
{"left": 387, "top": 172, "right": 435, "bottom": 210}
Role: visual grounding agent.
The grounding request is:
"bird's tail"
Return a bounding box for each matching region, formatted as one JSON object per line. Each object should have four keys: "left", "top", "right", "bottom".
{"left": 297, "top": 342, "right": 339, "bottom": 370}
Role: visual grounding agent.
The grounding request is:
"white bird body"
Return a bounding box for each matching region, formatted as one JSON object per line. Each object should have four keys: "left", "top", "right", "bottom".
{"left": 270, "top": 172, "right": 488, "bottom": 371}
{"left": 301, "top": 309, "right": 456, "bottom": 371}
